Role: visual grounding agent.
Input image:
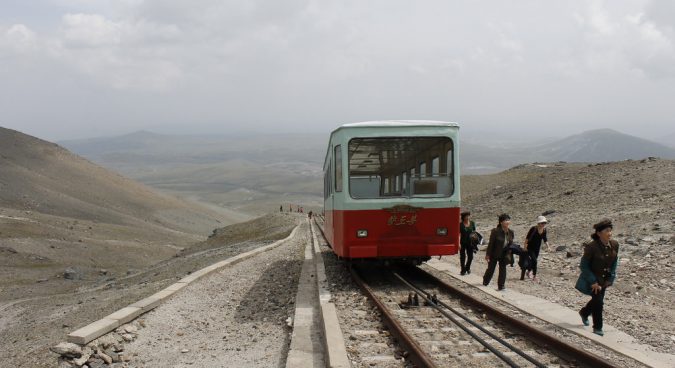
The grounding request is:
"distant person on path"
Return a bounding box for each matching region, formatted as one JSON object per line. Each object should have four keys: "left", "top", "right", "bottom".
{"left": 483, "top": 214, "right": 514, "bottom": 291}
{"left": 575, "top": 219, "right": 619, "bottom": 336}
{"left": 522, "top": 216, "right": 552, "bottom": 281}
{"left": 289, "top": 205, "right": 293, "bottom": 212}
{"left": 459, "top": 211, "right": 476, "bottom": 275}
{"left": 308, "top": 211, "right": 313, "bottom": 219}
{"left": 280, "top": 205, "right": 283, "bottom": 212}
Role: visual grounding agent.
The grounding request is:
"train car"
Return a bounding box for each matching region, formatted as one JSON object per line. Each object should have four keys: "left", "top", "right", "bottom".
{"left": 323, "top": 120, "right": 460, "bottom": 264}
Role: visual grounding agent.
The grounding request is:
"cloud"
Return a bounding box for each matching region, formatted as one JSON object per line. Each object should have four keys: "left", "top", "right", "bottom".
{"left": 1, "top": 0, "right": 675, "bottom": 141}
{"left": 1, "top": 24, "right": 37, "bottom": 53}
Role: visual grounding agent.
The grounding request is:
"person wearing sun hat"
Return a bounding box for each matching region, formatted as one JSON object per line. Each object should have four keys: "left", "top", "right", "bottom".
{"left": 522, "top": 215, "right": 552, "bottom": 282}
{"left": 575, "top": 219, "right": 620, "bottom": 336}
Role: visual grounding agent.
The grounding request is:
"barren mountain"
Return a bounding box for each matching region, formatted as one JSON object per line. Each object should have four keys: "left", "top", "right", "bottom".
{"left": 529, "top": 128, "right": 675, "bottom": 162}
{"left": 0, "top": 127, "right": 250, "bottom": 302}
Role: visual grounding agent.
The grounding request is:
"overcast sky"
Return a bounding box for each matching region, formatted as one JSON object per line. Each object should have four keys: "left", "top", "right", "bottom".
{"left": 1, "top": 0, "right": 674, "bottom": 141}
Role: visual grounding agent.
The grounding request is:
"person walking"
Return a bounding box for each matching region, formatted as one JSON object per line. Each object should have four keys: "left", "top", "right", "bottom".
{"left": 459, "top": 211, "right": 476, "bottom": 275}
{"left": 522, "top": 215, "right": 552, "bottom": 281}
{"left": 483, "top": 214, "right": 514, "bottom": 291}
{"left": 575, "top": 219, "right": 619, "bottom": 336}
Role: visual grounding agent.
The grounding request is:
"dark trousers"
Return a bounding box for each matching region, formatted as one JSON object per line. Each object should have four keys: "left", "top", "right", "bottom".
{"left": 483, "top": 256, "right": 508, "bottom": 289}
{"left": 460, "top": 244, "right": 473, "bottom": 273}
{"left": 580, "top": 287, "right": 606, "bottom": 330}
{"left": 529, "top": 247, "right": 540, "bottom": 275}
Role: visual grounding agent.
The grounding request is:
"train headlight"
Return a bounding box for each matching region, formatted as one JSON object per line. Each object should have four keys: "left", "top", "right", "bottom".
{"left": 356, "top": 229, "right": 368, "bottom": 238}
{"left": 436, "top": 227, "right": 448, "bottom": 236}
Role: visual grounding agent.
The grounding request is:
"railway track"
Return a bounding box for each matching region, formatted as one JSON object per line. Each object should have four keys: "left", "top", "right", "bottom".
{"left": 313, "top": 218, "right": 620, "bottom": 368}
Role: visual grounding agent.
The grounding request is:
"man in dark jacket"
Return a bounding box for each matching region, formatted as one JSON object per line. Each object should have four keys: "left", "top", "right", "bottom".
{"left": 575, "top": 219, "right": 619, "bottom": 336}
{"left": 483, "top": 214, "right": 515, "bottom": 291}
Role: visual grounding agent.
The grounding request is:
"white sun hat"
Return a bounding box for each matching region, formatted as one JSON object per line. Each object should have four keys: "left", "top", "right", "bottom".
{"left": 536, "top": 215, "right": 548, "bottom": 224}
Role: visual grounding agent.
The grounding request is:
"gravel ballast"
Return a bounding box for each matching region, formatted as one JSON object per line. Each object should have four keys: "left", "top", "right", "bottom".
{"left": 99, "top": 222, "right": 308, "bottom": 367}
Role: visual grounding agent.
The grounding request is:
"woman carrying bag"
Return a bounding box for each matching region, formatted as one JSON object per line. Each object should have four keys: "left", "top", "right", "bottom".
{"left": 575, "top": 219, "right": 619, "bottom": 336}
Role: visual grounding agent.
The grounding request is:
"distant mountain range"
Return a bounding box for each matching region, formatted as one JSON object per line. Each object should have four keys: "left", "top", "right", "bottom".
{"left": 459, "top": 128, "right": 675, "bottom": 172}
{"left": 59, "top": 127, "right": 675, "bottom": 179}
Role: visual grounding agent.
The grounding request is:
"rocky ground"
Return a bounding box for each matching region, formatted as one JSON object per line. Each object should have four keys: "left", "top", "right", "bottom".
{"left": 0, "top": 213, "right": 299, "bottom": 368}
{"left": 459, "top": 158, "right": 675, "bottom": 354}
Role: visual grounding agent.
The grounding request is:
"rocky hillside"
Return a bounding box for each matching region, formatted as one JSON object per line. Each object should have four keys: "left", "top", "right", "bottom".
{"left": 461, "top": 158, "right": 674, "bottom": 352}
{"left": 0, "top": 127, "right": 238, "bottom": 232}
{"left": 0, "top": 127, "right": 248, "bottom": 305}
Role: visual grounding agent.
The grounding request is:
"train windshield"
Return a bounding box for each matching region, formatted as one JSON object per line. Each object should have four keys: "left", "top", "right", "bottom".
{"left": 348, "top": 137, "right": 454, "bottom": 199}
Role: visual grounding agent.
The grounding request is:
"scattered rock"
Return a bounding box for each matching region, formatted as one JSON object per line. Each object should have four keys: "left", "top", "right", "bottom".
{"left": 72, "top": 350, "right": 91, "bottom": 366}
{"left": 50, "top": 342, "right": 82, "bottom": 358}
{"left": 555, "top": 245, "right": 567, "bottom": 252}
{"left": 97, "top": 351, "right": 113, "bottom": 364}
{"left": 64, "top": 267, "right": 82, "bottom": 280}
{"left": 566, "top": 251, "right": 581, "bottom": 258}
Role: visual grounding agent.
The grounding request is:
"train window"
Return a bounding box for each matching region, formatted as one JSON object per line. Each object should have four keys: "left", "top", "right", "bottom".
{"left": 446, "top": 148, "right": 453, "bottom": 178}
{"left": 348, "top": 137, "right": 454, "bottom": 198}
{"left": 334, "top": 145, "right": 343, "bottom": 192}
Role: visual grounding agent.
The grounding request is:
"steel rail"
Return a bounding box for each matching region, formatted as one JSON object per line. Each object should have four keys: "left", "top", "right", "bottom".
{"left": 393, "top": 271, "right": 546, "bottom": 368}
{"left": 392, "top": 272, "right": 523, "bottom": 368}
{"left": 408, "top": 266, "right": 619, "bottom": 368}
{"left": 349, "top": 266, "right": 438, "bottom": 368}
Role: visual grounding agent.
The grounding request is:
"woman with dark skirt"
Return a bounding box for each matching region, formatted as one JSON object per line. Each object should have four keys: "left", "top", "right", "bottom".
{"left": 459, "top": 211, "right": 476, "bottom": 275}
{"left": 522, "top": 215, "right": 552, "bottom": 281}
{"left": 575, "top": 219, "right": 619, "bottom": 336}
{"left": 483, "top": 214, "right": 514, "bottom": 291}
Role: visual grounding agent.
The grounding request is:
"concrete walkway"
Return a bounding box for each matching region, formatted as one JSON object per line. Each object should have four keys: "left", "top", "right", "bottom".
{"left": 285, "top": 221, "right": 326, "bottom": 368}
{"left": 427, "top": 259, "right": 675, "bottom": 368}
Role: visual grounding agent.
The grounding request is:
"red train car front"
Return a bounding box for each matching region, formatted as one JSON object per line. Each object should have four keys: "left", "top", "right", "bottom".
{"left": 323, "top": 121, "right": 461, "bottom": 264}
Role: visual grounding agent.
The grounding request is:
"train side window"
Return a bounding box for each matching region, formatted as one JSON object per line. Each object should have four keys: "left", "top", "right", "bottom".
{"left": 419, "top": 162, "right": 426, "bottom": 177}
{"left": 432, "top": 156, "right": 439, "bottom": 176}
{"left": 446, "top": 148, "right": 453, "bottom": 177}
{"left": 334, "top": 145, "right": 343, "bottom": 192}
